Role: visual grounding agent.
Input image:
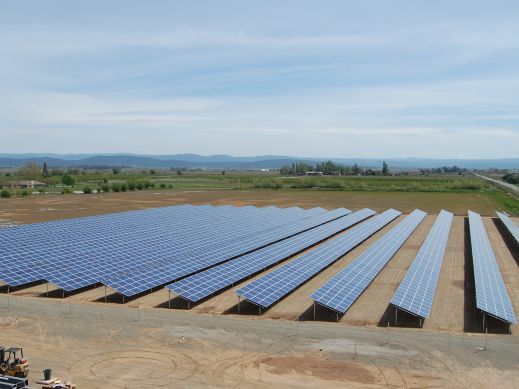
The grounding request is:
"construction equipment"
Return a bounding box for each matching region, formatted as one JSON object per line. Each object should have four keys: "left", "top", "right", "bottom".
{"left": 0, "top": 348, "right": 29, "bottom": 378}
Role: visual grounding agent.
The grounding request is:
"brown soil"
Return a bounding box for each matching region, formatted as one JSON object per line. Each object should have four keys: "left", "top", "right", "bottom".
{"left": 0, "top": 189, "right": 499, "bottom": 226}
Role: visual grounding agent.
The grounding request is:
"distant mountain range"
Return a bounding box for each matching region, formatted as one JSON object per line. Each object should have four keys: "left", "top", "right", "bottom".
{"left": 0, "top": 154, "right": 518, "bottom": 170}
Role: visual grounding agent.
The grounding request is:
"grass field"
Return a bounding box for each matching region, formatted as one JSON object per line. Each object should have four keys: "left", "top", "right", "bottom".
{"left": 2, "top": 172, "right": 518, "bottom": 216}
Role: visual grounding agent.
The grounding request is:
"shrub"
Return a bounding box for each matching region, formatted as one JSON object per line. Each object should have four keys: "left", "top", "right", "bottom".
{"left": 62, "top": 174, "right": 75, "bottom": 186}
{"left": 111, "top": 184, "right": 121, "bottom": 192}
{"left": 21, "top": 190, "right": 30, "bottom": 197}
{"left": 120, "top": 184, "right": 128, "bottom": 192}
{"left": 252, "top": 178, "right": 283, "bottom": 189}
{"left": 1, "top": 189, "right": 11, "bottom": 198}
{"left": 101, "top": 184, "right": 110, "bottom": 193}
{"left": 61, "top": 187, "right": 73, "bottom": 194}
{"left": 160, "top": 183, "right": 166, "bottom": 189}
{"left": 83, "top": 187, "right": 93, "bottom": 194}
{"left": 136, "top": 182, "right": 144, "bottom": 190}
{"left": 128, "top": 182, "right": 136, "bottom": 191}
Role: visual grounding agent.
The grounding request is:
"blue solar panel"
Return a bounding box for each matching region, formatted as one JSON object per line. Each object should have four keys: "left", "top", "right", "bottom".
{"left": 166, "top": 208, "right": 376, "bottom": 303}
{"left": 391, "top": 210, "right": 453, "bottom": 319}
{"left": 102, "top": 207, "right": 351, "bottom": 296}
{"left": 468, "top": 211, "right": 517, "bottom": 324}
{"left": 50, "top": 206, "right": 329, "bottom": 292}
{"left": 236, "top": 209, "right": 402, "bottom": 308}
{"left": 0, "top": 205, "right": 318, "bottom": 290}
{"left": 311, "top": 209, "right": 427, "bottom": 314}
{"left": 496, "top": 211, "right": 519, "bottom": 246}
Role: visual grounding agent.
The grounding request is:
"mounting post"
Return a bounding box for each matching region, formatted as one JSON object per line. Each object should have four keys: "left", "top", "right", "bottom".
{"left": 238, "top": 296, "right": 241, "bottom": 313}
{"left": 313, "top": 302, "right": 316, "bottom": 320}
{"left": 168, "top": 291, "right": 171, "bottom": 309}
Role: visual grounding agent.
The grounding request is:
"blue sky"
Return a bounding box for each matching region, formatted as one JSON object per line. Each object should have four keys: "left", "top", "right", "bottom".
{"left": 1, "top": 0, "right": 518, "bottom": 158}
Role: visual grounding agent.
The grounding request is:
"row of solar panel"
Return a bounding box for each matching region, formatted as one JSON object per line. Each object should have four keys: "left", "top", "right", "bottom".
{"left": 233, "top": 209, "right": 517, "bottom": 325}
{"left": 496, "top": 211, "right": 519, "bottom": 247}
{"left": 468, "top": 211, "right": 517, "bottom": 324}
{"left": 1, "top": 204, "right": 517, "bottom": 325}
{"left": 0, "top": 205, "right": 352, "bottom": 296}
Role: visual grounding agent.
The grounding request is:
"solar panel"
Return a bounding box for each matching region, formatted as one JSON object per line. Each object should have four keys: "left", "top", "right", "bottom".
{"left": 236, "top": 209, "right": 402, "bottom": 308}
{"left": 496, "top": 211, "right": 519, "bottom": 246}
{"left": 391, "top": 210, "right": 453, "bottom": 319}
{"left": 468, "top": 211, "right": 517, "bottom": 324}
{"left": 102, "top": 207, "right": 352, "bottom": 296}
{"left": 311, "top": 209, "right": 427, "bottom": 314}
{"left": 50, "top": 206, "right": 332, "bottom": 292}
{"left": 166, "top": 208, "right": 376, "bottom": 303}
{"left": 0, "top": 205, "right": 319, "bottom": 290}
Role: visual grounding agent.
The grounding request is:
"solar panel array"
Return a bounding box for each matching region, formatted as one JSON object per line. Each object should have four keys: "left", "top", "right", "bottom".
{"left": 391, "top": 210, "right": 453, "bottom": 319}
{"left": 236, "top": 208, "right": 402, "bottom": 308}
{"left": 0, "top": 205, "right": 351, "bottom": 296}
{"left": 166, "top": 208, "right": 376, "bottom": 303}
{"left": 496, "top": 211, "right": 519, "bottom": 246}
{"left": 468, "top": 211, "right": 517, "bottom": 324}
{"left": 311, "top": 209, "right": 427, "bottom": 314}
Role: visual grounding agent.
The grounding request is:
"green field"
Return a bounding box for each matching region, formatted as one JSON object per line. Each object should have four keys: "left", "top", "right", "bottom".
{"left": 1, "top": 171, "right": 518, "bottom": 215}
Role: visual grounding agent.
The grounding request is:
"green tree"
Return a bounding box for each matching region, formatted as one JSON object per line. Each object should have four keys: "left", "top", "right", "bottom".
{"left": 112, "top": 167, "right": 121, "bottom": 175}
{"left": 1, "top": 189, "right": 12, "bottom": 198}
{"left": 83, "top": 187, "right": 93, "bottom": 194}
{"left": 382, "top": 161, "right": 389, "bottom": 176}
{"left": 280, "top": 165, "right": 291, "bottom": 175}
{"left": 42, "top": 162, "right": 49, "bottom": 177}
{"left": 62, "top": 174, "right": 75, "bottom": 186}
{"left": 18, "top": 162, "right": 42, "bottom": 179}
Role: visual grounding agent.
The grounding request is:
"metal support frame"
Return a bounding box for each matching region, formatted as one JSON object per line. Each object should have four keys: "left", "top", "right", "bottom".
{"left": 104, "top": 286, "right": 107, "bottom": 302}
{"left": 168, "top": 291, "right": 171, "bottom": 309}
{"left": 313, "top": 302, "right": 316, "bottom": 320}
{"left": 237, "top": 296, "right": 241, "bottom": 313}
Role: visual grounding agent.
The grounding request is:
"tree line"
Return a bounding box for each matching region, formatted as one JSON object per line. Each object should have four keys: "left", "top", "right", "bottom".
{"left": 279, "top": 160, "right": 390, "bottom": 176}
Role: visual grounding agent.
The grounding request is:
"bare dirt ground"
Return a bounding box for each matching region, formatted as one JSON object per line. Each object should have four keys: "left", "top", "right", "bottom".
{"left": 0, "top": 189, "right": 500, "bottom": 226}
{"left": 1, "top": 296, "right": 519, "bottom": 388}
